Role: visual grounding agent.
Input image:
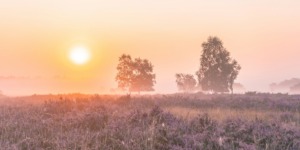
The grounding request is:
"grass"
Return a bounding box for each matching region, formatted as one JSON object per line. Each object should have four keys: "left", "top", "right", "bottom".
{"left": 0, "top": 93, "right": 300, "bottom": 149}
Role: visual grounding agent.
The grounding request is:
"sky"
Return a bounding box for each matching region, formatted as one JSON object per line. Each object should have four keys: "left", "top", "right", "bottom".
{"left": 0, "top": 0, "right": 300, "bottom": 96}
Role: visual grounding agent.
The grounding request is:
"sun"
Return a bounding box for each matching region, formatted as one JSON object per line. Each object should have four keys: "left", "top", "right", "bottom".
{"left": 69, "top": 46, "right": 91, "bottom": 65}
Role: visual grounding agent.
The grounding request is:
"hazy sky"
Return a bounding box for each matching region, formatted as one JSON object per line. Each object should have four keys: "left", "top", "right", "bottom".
{"left": 1, "top": 0, "right": 300, "bottom": 95}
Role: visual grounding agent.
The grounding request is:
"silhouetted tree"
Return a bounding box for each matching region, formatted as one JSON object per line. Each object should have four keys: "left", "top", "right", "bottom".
{"left": 175, "top": 73, "right": 197, "bottom": 92}
{"left": 196, "top": 36, "right": 241, "bottom": 94}
{"left": 115, "top": 54, "right": 156, "bottom": 94}
{"left": 115, "top": 54, "right": 133, "bottom": 92}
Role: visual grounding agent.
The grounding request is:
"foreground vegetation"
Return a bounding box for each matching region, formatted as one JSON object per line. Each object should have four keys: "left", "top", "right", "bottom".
{"left": 0, "top": 93, "right": 300, "bottom": 149}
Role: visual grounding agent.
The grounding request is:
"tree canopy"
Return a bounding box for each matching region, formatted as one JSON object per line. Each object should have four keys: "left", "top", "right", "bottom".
{"left": 175, "top": 73, "right": 197, "bottom": 92}
{"left": 115, "top": 54, "right": 156, "bottom": 93}
{"left": 196, "top": 36, "right": 241, "bottom": 93}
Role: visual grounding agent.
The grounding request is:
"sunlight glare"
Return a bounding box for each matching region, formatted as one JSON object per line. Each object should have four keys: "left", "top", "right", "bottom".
{"left": 69, "top": 46, "right": 91, "bottom": 65}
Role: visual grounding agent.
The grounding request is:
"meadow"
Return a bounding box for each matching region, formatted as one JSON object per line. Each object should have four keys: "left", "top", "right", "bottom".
{"left": 0, "top": 93, "right": 300, "bottom": 149}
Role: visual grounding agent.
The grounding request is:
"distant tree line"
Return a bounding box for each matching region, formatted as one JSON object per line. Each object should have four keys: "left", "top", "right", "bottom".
{"left": 115, "top": 36, "right": 241, "bottom": 94}
{"left": 270, "top": 78, "right": 300, "bottom": 94}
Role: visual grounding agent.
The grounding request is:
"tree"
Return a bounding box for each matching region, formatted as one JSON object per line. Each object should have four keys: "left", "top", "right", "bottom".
{"left": 115, "top": 54, "right": 156, "bottom": 93}
{"left": 232, "top": 83, "right": 246, "bottom": 93}
{"left": 115, "top": 54, "right": 133, "bottom": 92}
{"left": 196, "top": 36, "right": 241, "bottom": 94}
{"left": 175, "top": 73, "right": 197, "bottom": 92}
{"left": 290, "top": 83, "right": 300, "bottom": 94}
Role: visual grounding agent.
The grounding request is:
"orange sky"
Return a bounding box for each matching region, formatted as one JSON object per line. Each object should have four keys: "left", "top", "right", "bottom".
{"left": 0, "top": 0, "right": 300, "bottom": 95}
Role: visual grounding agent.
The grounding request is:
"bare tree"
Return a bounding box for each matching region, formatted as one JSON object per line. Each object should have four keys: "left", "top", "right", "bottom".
{"left": 196, "top": 36, "right": 241, "bottom": 94}
{"left": 115, "top": 54, "right": 156, "bottom": 94}
{"left": 175, "top": 73, "right": 197, "bottom": 92}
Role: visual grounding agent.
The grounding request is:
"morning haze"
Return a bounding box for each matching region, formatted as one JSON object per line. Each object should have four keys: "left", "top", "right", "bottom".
{"left": 2, "top": 1, "right": 300, "bottom": 149}
{"left": 1, "top": 0, "right": 300, "bottom": 95}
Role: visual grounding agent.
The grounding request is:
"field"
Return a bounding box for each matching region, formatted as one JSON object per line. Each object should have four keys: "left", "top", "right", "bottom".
{"left": 1, "top": 93, "right": 300, "bottom": 149}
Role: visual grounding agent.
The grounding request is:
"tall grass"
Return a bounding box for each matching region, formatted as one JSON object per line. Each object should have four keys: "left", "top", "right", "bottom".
{"left": 0, "top": 93, "right": 300, "bottom": 149}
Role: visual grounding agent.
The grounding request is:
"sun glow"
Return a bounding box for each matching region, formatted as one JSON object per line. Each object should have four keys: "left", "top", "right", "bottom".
{"left": 69, "top": 46, "right": 91, "bottom": 65}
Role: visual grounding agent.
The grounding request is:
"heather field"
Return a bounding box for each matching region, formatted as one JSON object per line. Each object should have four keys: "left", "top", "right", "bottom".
{"left": 1, "top": 93, "right": 300, "bottom": 150}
